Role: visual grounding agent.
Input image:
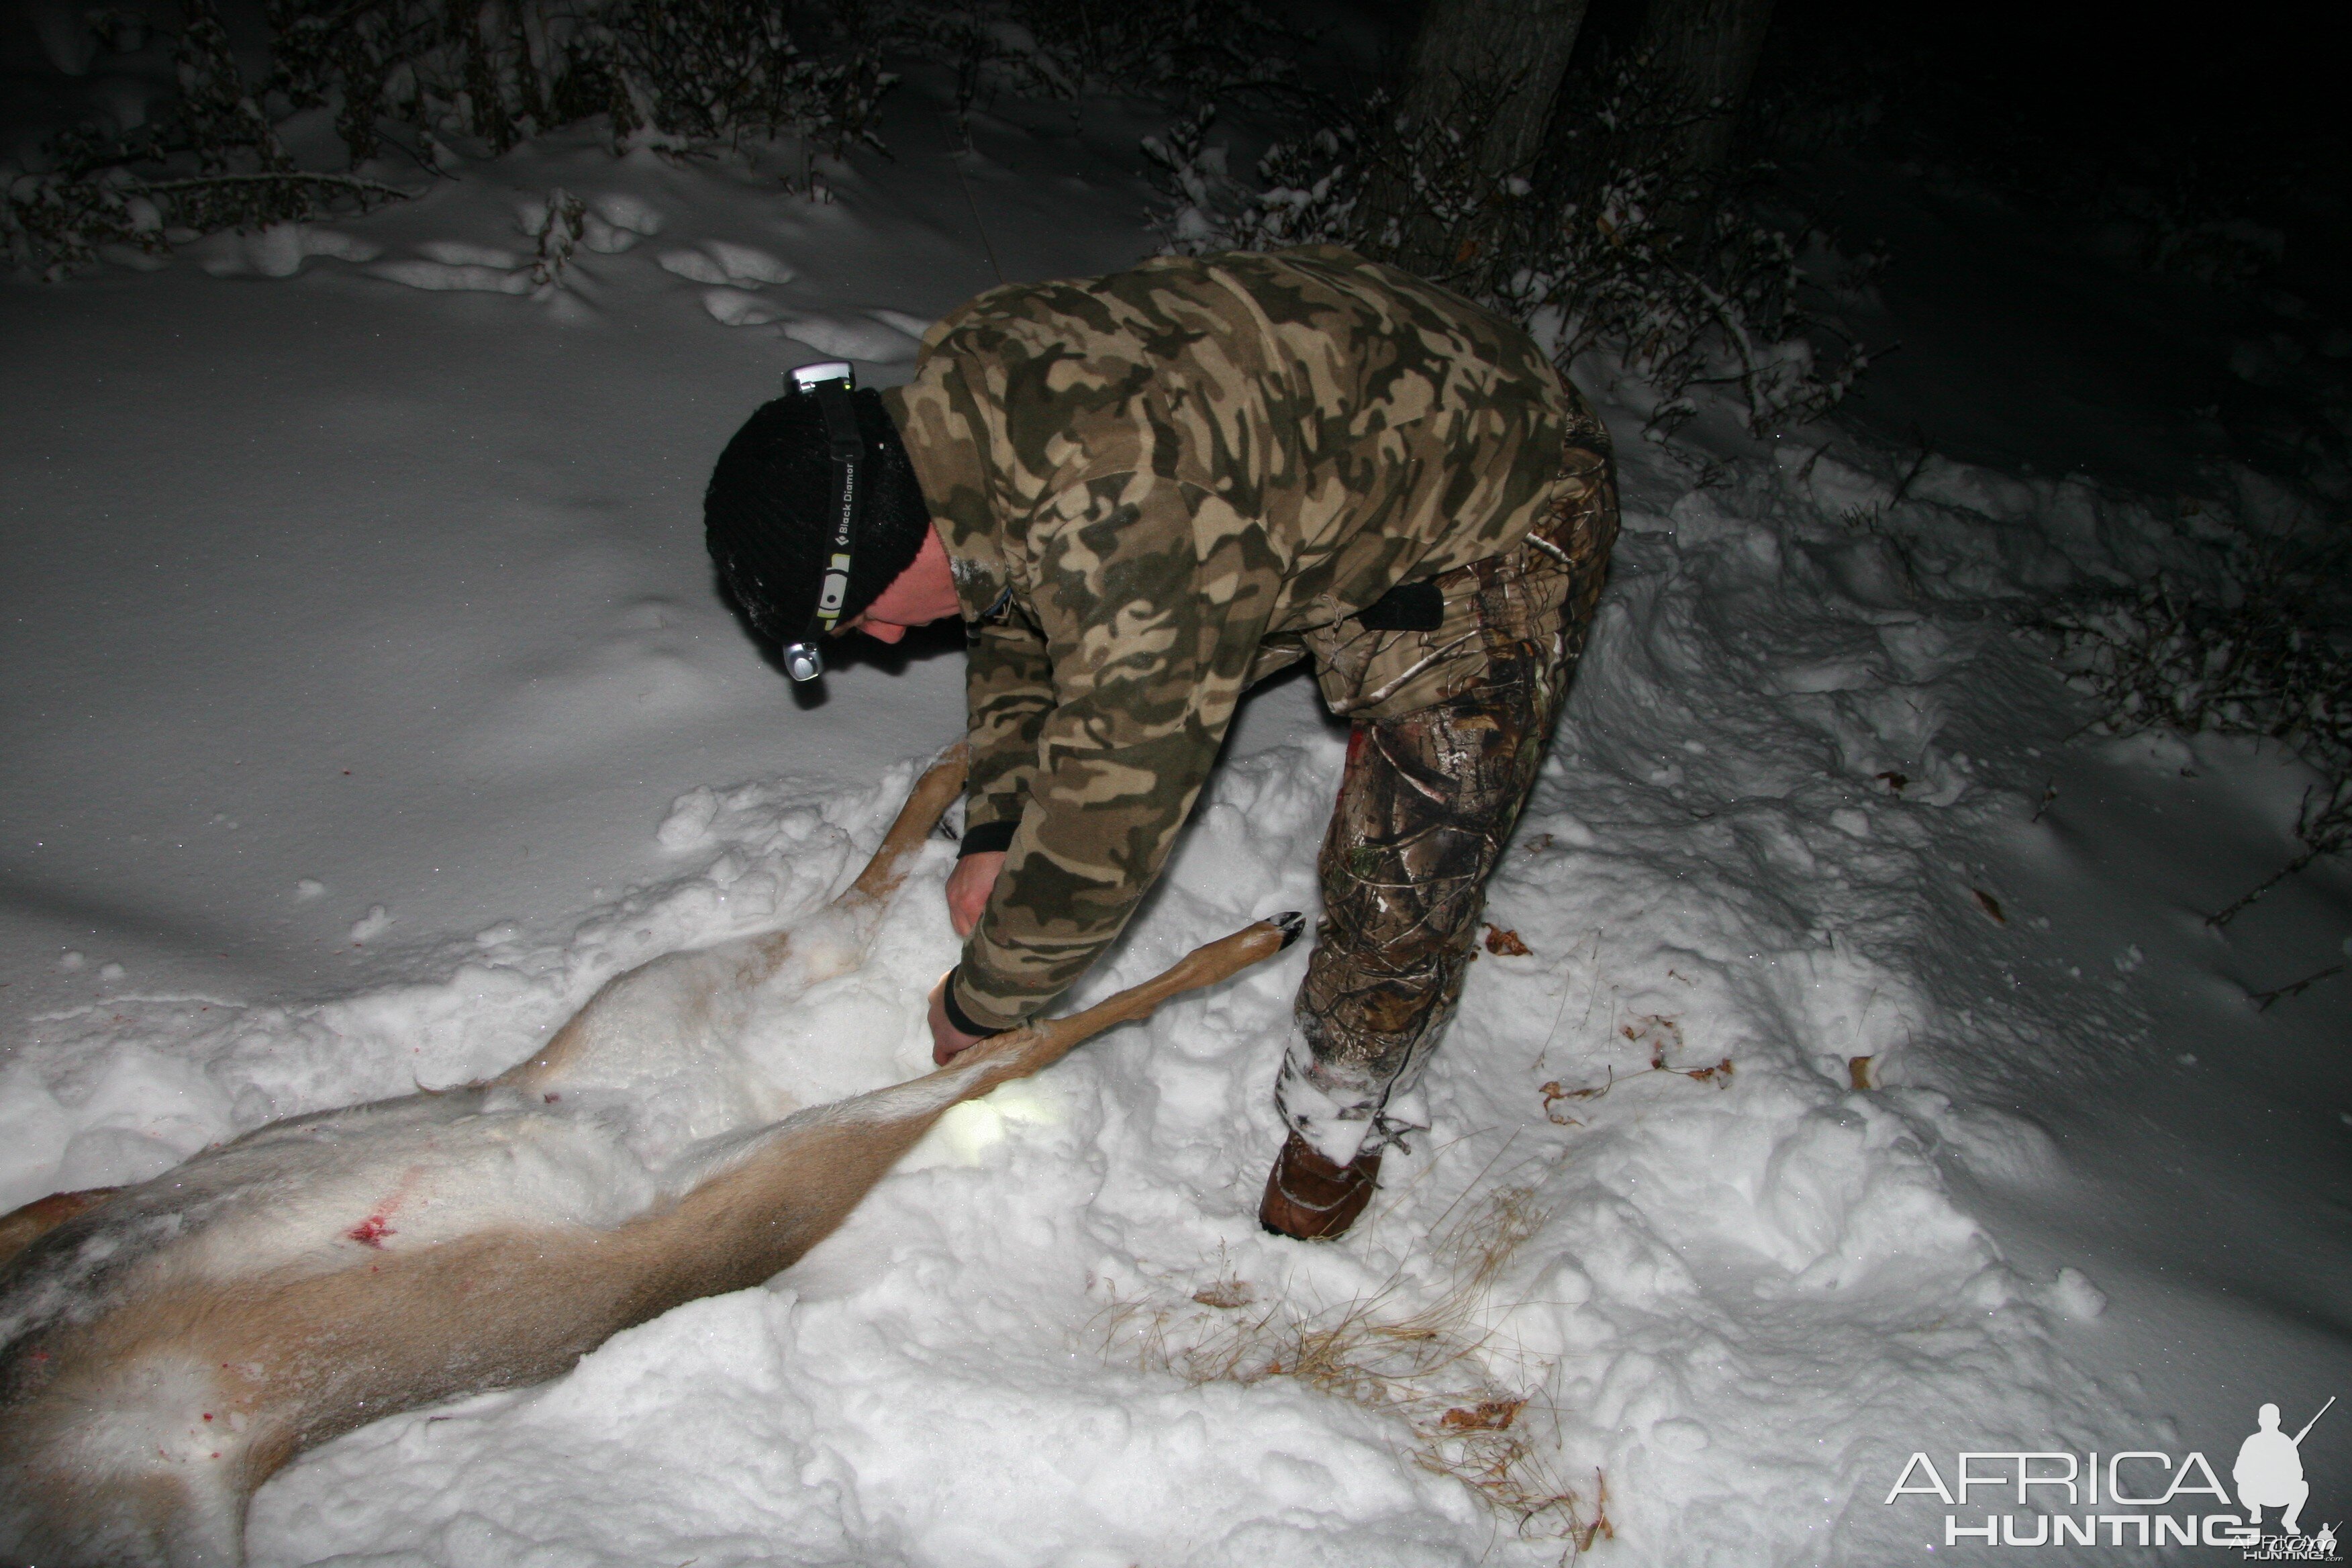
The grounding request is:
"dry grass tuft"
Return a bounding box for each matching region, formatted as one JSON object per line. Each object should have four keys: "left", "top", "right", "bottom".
{"left": 1107, "top": 1182, "right": 1606, "bottom": 1558}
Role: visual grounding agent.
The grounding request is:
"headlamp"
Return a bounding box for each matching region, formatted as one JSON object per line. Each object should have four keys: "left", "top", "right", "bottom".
{"left": 779, "top": 360, "right": 861, "bottom": 683}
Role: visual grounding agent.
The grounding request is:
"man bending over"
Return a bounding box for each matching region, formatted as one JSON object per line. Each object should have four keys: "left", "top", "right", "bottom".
{"left": 703, "top": 245, "right": 1618, "bottom": 1240}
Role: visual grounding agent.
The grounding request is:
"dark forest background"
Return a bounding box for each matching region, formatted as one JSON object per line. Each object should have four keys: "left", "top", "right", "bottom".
{"left": 5, "top": 0, "right": 2347, "bottom": 891}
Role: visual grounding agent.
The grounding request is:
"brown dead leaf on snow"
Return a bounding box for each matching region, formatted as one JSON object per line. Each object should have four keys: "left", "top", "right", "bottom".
{"left": 1193, "top": 1279, "right": 1255, "bottom": 1310}
{"left": 1972, "top": 888, "right": 2007, "bottom": 925}
{"left": 1877, "top": 771, "right": 1909, "bottom": 793}
{"left": 1848, "top": 1055, "right": 1878, "bottom": 1091}
{"left": 1441, "top": 1399, "right": 1526, "bottom": 1432}
{"left": 1540, "top": 1075, "right": 1611, "bottom": 1124}
{"left": 1483, "top": 924, "right": 1532, "bottom": 957}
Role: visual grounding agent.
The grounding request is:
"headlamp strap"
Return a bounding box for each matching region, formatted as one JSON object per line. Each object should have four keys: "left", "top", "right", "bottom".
{"left": 775, "top": 363, "right": 861, "bottom": 683}
{"left": 807, "top": 375, "right": 861, "bottom": 636}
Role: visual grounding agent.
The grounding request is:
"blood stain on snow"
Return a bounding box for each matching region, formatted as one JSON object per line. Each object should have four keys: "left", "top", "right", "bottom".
{"left": 346, "top": 1214, "right": 396, "bottom": 1248}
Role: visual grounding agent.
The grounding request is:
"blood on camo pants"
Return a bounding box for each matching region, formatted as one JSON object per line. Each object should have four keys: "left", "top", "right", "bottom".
{"left": 1275, "top": 446, "right": 1618, "bottom": 1165}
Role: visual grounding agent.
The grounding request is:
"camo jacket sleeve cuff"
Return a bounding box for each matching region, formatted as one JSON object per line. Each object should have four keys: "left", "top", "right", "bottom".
{"left": 958, "top": 820, "right": 1018, "bottom": 857}
{"left": 946, "top": 964, "right": 1028, "bottom": 1035}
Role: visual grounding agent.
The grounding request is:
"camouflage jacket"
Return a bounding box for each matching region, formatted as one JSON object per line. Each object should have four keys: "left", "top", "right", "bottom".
{"left": 881, "top": 246, "right": 1580, "bottom": 1031}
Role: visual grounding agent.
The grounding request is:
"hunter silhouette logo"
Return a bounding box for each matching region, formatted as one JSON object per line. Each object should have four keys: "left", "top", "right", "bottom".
{"left": 2238, "top": 1399, "right": 2329, "bottom": 1536}
{"left": 2233, "top": 1398, "right": 2341, "bottom": 1561}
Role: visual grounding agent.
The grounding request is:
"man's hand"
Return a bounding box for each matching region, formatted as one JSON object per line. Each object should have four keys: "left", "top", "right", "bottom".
{"left": 944, "top": 850, "right": 1006, "bottom": 938}
{"left": 927, "top": 971, "right": 991, "bottom": 1065}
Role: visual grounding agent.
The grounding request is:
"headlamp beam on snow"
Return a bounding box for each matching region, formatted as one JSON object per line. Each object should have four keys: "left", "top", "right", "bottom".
{"left": 780, "top": 360, "right": 861, "bottom": 684}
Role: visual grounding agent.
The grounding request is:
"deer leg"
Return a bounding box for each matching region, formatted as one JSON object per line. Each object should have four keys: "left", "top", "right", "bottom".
{"left": 643, "top": 914, "right": 1305, "bottom": 1285}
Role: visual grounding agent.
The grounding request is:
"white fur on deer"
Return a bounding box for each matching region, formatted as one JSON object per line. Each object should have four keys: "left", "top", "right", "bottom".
{"left": 0, "top": 748, "right": 1301, "bottom": 1567}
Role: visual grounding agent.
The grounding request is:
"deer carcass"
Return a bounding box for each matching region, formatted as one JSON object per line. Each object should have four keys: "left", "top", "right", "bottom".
{"left": 0, "top": 748, "right": 1300, "bottom": 1566}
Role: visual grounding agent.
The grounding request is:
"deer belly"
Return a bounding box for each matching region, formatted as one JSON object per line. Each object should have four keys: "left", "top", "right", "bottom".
{"left": 174, "top": 1110, "right": 667, "bottom": 1285}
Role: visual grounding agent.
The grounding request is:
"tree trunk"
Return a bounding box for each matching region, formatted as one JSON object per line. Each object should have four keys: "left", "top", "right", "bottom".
{"left": 1363, "top": 0, "right": 1593, "bottom": 282}
{"left": 1627, "top": 0, "right": 1777, "bottom": 191}
{"left": 1541, "top": 0, "right": 1778, "bottom": 232}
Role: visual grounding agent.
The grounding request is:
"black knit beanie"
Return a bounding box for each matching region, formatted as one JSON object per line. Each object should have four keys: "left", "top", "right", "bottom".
{"left": 704, "top": 387, "right": 932, "bottom": 643}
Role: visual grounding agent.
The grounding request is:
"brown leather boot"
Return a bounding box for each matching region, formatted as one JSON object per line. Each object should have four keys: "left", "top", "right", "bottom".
{"left": 1258, "top": 1131, "right": 1381, "bottom": 1240}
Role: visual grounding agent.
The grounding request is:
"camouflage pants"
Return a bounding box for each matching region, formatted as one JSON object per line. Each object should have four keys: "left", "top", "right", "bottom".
{"left": 1277, "top": 441, "right": 1617, "bottom": 1163}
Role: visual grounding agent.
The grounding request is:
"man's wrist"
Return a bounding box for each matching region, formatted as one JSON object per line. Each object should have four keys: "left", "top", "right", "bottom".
{"left": 959, "top": 820, "right": 1017, "bottom": 858}
{"left": 940, "top": 966, "right": 1010, "bottom": 1038}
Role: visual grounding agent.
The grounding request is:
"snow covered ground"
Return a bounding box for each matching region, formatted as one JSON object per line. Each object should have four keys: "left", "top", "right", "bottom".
{"left": 4, "top": 45, "right": 2347, "bottom": 1568}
